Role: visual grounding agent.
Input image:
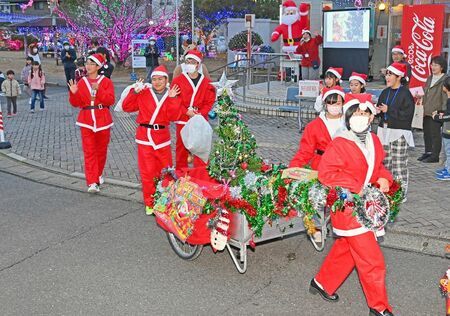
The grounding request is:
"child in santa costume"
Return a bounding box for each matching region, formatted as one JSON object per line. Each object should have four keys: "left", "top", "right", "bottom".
{"left": 290, "top": 85, "right": 346, "bottom": 170}
{"left": 376, "top": 62, "right": 414, "bottom": 201}
{"left": 314, "top": 67, "right": 343, "bottom": 112}
{"left": 381, "top": 46, "right": 411, "bottom": 88}
{"left": 115, "top": 66, "right": 181, "bottom": 214}
{"left": 349, "top": 71, "right": 375, "bottom": 103}
{"left": 271, "top": 1, "right": 309, "bottom": 53}
{"left": 295, "top": 29, "right": 323, "bottom": 80}
{"left": 310, "top": 94, "right": 394, "bottom": 316}
{"left": 68, "top": 53, "right": 115, "bottom": 193}
{"left": 171, "top": 49, "right": 216, "bottom": 170}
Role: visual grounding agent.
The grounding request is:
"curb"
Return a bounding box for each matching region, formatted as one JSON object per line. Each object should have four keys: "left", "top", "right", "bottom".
{"left": 0, "top": 149, "right": 448, "bottom": 258}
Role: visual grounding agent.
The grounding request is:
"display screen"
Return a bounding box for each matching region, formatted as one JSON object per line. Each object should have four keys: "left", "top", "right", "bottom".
{"left": 323, "top": 9, "right": 371, "bottom": 49}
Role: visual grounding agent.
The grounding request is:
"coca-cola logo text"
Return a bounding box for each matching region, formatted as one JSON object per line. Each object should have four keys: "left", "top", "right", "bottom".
{"left": 407, "top": 13, "right": 435, "bottom": 83}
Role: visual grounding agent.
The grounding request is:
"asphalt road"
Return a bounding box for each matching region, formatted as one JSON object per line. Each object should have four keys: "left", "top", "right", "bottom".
{"left": 0, "top": 172, "right": 446, "bottom": 315}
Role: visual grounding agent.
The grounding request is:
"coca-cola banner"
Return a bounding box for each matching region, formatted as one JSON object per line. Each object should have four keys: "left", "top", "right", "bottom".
{"left": 401, "top": 4, "right": 445, "bottom": 88}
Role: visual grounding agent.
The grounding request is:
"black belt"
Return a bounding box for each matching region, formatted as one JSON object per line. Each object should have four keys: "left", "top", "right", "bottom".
{"left": 283, "top": 38, "right": 301, "bottom": 43}
{"left": 315, "top": 149, "right": 324, "bottom": 156}
{"left": 139, "top": 123, "right": 165, "bottom": 130}
{"left": 82, "top": 105, "right": 109, "bottom": 110}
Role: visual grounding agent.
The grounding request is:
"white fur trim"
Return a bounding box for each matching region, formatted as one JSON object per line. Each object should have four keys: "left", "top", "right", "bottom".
{"left": 88, "top": 55, "right": 103, "bottom": 67}
{"left": 151, "top": 71, "right": 168, "bottom": 78}
{"left": 136, "top": 139, "right": 171, "bottom": 150}
{"left": 185, "top": 53, "right": 201, "bottom": 63}
{"left": 302, "top": 29, "right": 311, "bottom": 35}
{"left": 349, "top": 75, "right": 366, "bottom": 86}
{"left": 333, "top": 226, "right": 369, "bottom": 237}
{"left": 343, "top": 99, "right": 376, "bottom": 114}
{"left": 322, "top": 89, "right": 345, "bottom": 101}
{"left": 391, "top": 47, "right": 404, "bottom": 55}
{"left": 326, "top": 69, "right": 342, "bottom": 79}
{"left": 386, "top": 65, "right": 405, "bottom": 77}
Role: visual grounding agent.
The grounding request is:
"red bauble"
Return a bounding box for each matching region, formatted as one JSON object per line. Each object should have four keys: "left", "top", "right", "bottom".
{"left": 241, "top": 162, "right": 248, "bottom": 170}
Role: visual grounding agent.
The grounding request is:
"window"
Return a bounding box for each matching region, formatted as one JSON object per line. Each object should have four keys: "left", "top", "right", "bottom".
{"left": 0, "top": 5, "right": 11, "bottom": 13}
{"left": 33, "top": 2, "right": 45, "bottom": 10}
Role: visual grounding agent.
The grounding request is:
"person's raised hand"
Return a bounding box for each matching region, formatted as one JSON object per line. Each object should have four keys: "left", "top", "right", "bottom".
{"left": 169, "top": 84, "right": 180, "bottom": 98}
{"left": 377, "top": 178, "right": 390, "bottom": 193}
{"left": 134, "top": 78, "right": 145, "bottom": 93}
{"left": 67, "top": 79, "right": 78, "bottom": 94}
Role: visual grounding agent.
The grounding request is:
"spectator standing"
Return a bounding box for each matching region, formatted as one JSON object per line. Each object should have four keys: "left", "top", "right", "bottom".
{"left": 1, "top": 70, "right": 21, "bottom": 117}
{"left": 432, "top": 76, "right": 450, "bottom": 180}
{"left": 376, "top": 62, "right": 414, "bottom": 200}
{"left": 144, "top": 37, "right": 159, "bottom": 82}
{"left": 96, "top": 46, "right": 114, "bottom": 79}
{"left": 381, "top": 46, "right": 411, "bottom": 88}
{"left": 75, "top": 59, "right": 87, "bottom": 83}
{"left": 417, "top": 56, "right": 447, "bottom": 163}
{"left": 61, "top": 41, "right": 77, "bottom": 85}
{"left": 28, "top": 61, "right": 46, "bottom": 113}
{"left": 295, "top": 30, "right": 323, "bottom": 80}
{"left": 28, "top": 43, "right": 41, "bottom": 64}
{"left": 21, "top": 57, "right": 33, "bottom": 104}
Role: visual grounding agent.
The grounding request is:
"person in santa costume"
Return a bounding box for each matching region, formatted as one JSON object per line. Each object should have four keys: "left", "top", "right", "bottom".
{"left": 381, "top": 46, "right": 411, "bottom": 88}
{"left": 115, "top": 66, "right": 181, "bottom": 215}
{"left": 310, "top": 94, "right": 394, "bottom": 316}
{"left": 295, "top": 29, "right": 322, "bottom": 80}
{"left": 376, "top": 62, "right": 414, "bottom": 201}
{"left": 271, "top": 1, "right": 309, "bottom": 53}
{"left": 171, "top": 49, "right": 216, "bottom": 170}
{"left": 314, "top": 67, "right": 343, "bottom": 112}
{"left": 348, "top": 71, "right": 376, "bottom": 103}
{"left": 68, "top": 53, "right": 115, "bottom": 193}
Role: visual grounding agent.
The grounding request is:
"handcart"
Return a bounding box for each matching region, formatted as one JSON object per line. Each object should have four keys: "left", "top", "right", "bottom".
{"left": 156, "top": 168, "right": 330, "bottom": 274}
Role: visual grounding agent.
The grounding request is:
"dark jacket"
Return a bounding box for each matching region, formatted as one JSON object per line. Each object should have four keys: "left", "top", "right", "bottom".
{"left": 433, "top": 98, "right": 450, "bottom": 139}
{"left": 144, "top": 45, "right": 159, "bottom": 67}
{"left": 98, "top": 62, "right": 114, "bottom": 79}
{"left": 61, "top": 48, "right": 77, "bottom": 69}
{"left": 377, "top": 85, "right": 414, "bottom": 130}
{"left": 422, "top": 74, "right": 447, "bottom": 116}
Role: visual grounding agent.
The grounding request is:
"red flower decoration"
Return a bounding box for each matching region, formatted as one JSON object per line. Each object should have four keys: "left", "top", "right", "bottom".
{"left": 240, "top": 162, "right": 248, "bottom": 170}
{"left": 261, "top": 163, "right": 271, "bottom": 172}
{"left": 326, "top": 188, "right": 338, "bottom": 207}
{"left": 388, "top": 181, "right": 401, "bottom": 196}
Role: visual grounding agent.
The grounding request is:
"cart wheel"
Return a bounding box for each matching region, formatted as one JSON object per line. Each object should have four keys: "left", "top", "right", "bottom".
{"left": 167, "top": 232, "right": 203, "bottom": 261}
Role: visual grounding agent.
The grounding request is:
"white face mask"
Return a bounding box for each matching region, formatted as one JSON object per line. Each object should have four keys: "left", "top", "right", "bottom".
{"left": 327, "top": 105, "right": 342, "bottom": 116}
{"left": 32, "top": 48, "right": 38, "bottom": 53}
{"left": 349, "top": 115, "right": 370, "bottom": 133}
{"left": 149, "top": 41, "right": 155, "bottom": 45}
{"left": 64, "top": 45, "right": 70, "bottom": 50}
{"left": 182, "top": 63, "right": 197, "bottom": 74}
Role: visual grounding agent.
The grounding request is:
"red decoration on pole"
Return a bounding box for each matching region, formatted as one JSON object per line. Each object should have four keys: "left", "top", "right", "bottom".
{"left": 0, "top": 109, "right": 12, "bottom": 149}
{"left": 401, "top": 4, "right": 445, "bottom": 88}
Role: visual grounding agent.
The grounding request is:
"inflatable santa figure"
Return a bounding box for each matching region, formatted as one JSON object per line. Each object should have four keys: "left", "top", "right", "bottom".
{"left": 271, "top": 1, "right": 310, "bottom": 53}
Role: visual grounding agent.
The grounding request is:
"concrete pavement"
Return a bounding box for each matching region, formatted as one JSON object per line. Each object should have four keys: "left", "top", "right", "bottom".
{"left": 0, "top": 84, "right": 449, "bottom": 257}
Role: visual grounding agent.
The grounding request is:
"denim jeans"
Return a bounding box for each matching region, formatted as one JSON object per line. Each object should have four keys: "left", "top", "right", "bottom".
{"left": 31, "top": 89, "right": 44, "bottom": 110}
{"left": 443, "top": 138, "right": 450, "bottom": 171}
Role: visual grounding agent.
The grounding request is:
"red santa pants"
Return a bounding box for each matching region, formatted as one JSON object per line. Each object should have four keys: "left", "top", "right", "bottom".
{"left": 80, "top": 127, "right": 110, "bottom": 186}
{"left": 175, "top": 124, "right": 207, "bottom": 170}
{"left": 137, "top": 144, "right": 172, "bottom": 207}
{"left": 315, "top": 231, "right": 392, "bottom": 313}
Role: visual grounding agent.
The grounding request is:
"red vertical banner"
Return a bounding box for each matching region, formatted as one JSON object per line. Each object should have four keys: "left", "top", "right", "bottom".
{"left": 401, "top": 4, "right": 445, "bottom": 88}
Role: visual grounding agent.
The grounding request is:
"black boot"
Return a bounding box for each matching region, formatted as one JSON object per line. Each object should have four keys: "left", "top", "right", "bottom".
{"left": 369, "top": 308, "right": 394, "bottom": 316}
{"left": 309, "top": 279, "right": 339, "bottom": 302}
{"left": 422, "top": 156, "right": 439, "bottom": 163}
{"left": 417, "top": 153, "right": 431, "bottom": 161}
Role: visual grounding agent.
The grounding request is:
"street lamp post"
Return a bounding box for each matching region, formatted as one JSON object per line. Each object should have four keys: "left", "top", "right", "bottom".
{"left": 191, "top": 0, "right": 194, "bottom": 43}
{"left": 175, "top": 0, "right": 179, "bottom": 66}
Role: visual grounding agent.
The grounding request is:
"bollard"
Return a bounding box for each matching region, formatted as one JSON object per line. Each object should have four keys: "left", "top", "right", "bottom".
{"left": 0, "top": 110, "right": 12, "bottom": 149}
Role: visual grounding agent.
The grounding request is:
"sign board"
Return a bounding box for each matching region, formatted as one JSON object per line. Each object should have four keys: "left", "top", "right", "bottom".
{"left": 298, "top": 80, "right": 320, "bottom": 97}
{"left": 131, "top": 39, "right": 148, "bottom": 68}
{"left": 245, "top": 14, "right": 255, "bottom": 29}
{"left": 376, "top": 25, "right": 387, "bottom": 39}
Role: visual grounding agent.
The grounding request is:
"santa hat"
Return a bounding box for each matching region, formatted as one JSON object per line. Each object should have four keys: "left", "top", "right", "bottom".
{"left": 185, "top": 49, "right": 203, "bottom": 63}
{"left": 343, "top": 93, "right": 376, "bottom": 114}
{"left": 151, "top": 65, "right": 169, "bottom": 78}
{"left": 325, "top": 67, "right": 343, "bottom": 80}
{"left": 322, "top": 85, "right": 346, "bottom": 101}
{"left": 299, "top": 3, "right": 310, "bottom": 16}
{"left": 386, "top": 62, "right": 407, "bottom": 78}
{"left": 348, "top": 72, "right": 368, "bottom": 86}
{"left": 391, "top": 45, "right": 405, "bottom": 56}
{"left": 302, "top": 29, "right": 312, "bottom": 36}
{"left": 282, "top": 0, "right": 298, "bottom": 12}
{"left": 87, "top": 53, "right": 105, "bottom": 67}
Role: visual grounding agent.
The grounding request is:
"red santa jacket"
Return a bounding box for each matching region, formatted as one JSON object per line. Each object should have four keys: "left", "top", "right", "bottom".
{"left": 318, "top": 131, "right": 393, "bottom": 237}
{"left": 271, "top": 21, "right": 304, "bottom": 53}
{"left": 121, "top": 87, "right": 181, "bottom": 149}
{"left": 295, "top": 35, "right": 323, "bottom": 67}
{"left": 290, "top": 114, "right": 344, "bottom": 170}
{"left": 69, "top": 76, "right": 115, "bottom": 132}
{"left": 171, "top": 73, "right": 216, "bottom": 124}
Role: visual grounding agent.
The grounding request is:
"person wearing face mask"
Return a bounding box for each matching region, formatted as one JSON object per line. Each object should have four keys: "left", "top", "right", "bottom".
{"left": 61, "top": 41, "right": 77, "bottom": 86}
{"left": 144, "top": 37, "right": 160, "bottom": 83}
{"left": 295, "top": 29, "right": 323, "bottom": 80}
{"left": 28, "top": 43, "right": 41, "bottom": 64}
{"left": 171, "top": 49, "right": 216, "bottom": 170}
{"left": 314, "top": 67, "right": 343, "bottom": 112}
{"left": 376, "top": 62, "right": 414, "bottom": 201}
{"left": 310, "top": 94, "right": 395, "bottom": 316}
